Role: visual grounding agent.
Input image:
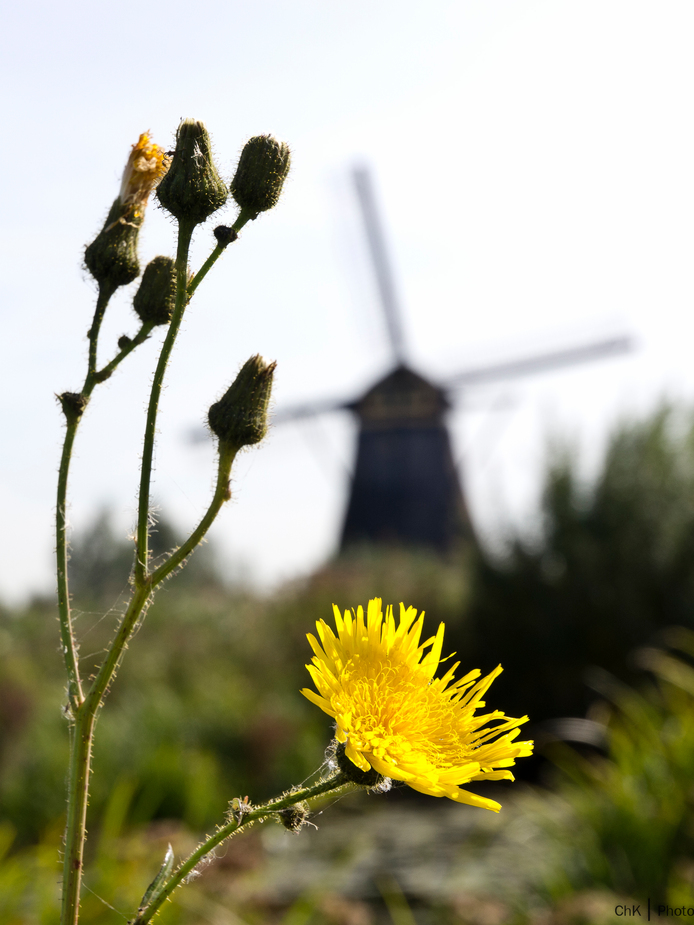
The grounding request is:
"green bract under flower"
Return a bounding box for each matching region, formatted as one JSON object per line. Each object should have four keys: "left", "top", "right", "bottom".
{"left": 302, "top": 598, "right": 533, "bottom": 812}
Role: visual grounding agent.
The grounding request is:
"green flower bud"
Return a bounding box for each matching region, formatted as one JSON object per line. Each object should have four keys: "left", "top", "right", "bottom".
{"left": 213, "top": 225, "right": 238, "bottom": 247}
{"left": 132, "top": 256, "right": 177, "bottom": 326}
{"left": 208, "top": 355, "right": 276, "bottom": 450}
{"left": 279, "top": 804, "right": 310, "bottom": 833}
{"left": 157, "top": 119, "right": 228, "bottom": 225}
{"left": 231, "top": 135, "right": 291, "bottom": 217}
{"left": 84, "top": 198, "right": 142, "bottom": 289}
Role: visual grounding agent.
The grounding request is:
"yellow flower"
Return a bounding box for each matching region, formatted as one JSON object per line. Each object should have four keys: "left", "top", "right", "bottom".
{"left": 302, "top": 598, "right": 533, "bottom": 812}
{"left": 117, "top": 132, "right": 170, "bottom": 220}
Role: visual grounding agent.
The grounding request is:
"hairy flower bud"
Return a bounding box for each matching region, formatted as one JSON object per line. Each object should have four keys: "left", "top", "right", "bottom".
{"left": 279, "top": 805, "right": 310, "bottom": 833}
{"left": 84, "top": 198, "right": 142, "bottom": 289}
{"left": 132, "top": 256, "right": 177, "bottom": 326}
{"left": 231, "top": 135, "right": 291, "bottom": 217}
{"left": 208, "top": 355, "right": 276, "bottom": 449}
{"left": 157, "top": 119, "right": 227, "bottom": 225}
{"left": 84, "top": 133, "right": 169, "bottom": 290}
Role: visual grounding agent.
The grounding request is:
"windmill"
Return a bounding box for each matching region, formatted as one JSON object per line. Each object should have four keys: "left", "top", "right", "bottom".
{"left": 272, "top": 167, "right": 632, "bottom": 555}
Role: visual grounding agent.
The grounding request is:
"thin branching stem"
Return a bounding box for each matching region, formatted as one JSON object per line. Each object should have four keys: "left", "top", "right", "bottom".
{"left": 135, "top": 219, "right": 195, "bottom": 586}
{"left": 59, "top": 284, "right": 157, "bottom": 924}
{"left": 56, "top": 414, "right": 85, "bottom": 711}
{"left": 94, "top": 320, "right": 155, "bottom": 383}
{"left": 151, "top": 442, "right": 236, "bottom": 588}
{"left": 186, "top": 208, "right": 254, "bottom": 299}
{"left": 57, "top": 292, "right": 156, "bottom": 714}
{"left": 133, "top": 773, "right": 355, "bottom": 924}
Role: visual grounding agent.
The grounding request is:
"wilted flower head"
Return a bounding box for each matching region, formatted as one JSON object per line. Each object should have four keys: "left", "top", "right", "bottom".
{"left": 302, "top": 599, "right": 533, "bottom": 812}
{"left": 118, "top": 132, "right": 170, "bottom": 221}
{"left": 85, "top": 132, "right": 169, "bottom": 288}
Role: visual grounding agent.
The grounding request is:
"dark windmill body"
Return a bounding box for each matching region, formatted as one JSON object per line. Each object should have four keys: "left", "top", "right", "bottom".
{"left": 341, "top": 364, "right": 474, "bottom": 552}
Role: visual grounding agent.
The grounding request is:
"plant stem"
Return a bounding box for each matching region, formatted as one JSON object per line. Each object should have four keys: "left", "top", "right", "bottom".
{"left": 56, "top": 281, "right": 117, "bottom": 713}
{"left": 133, "top": 773, "right": 355, "bottom": 924}
{"left": 186, "top": 208, "right": 254, "bottom": 299}
{"left": 60, "top": 207, "right": 255, "bottom": 923}
{"left": 60, "top": 577, "right": 152, "bottom": 925}
{"left": 151, "top": 443, "right": 236, "bottom": 588}
{"left": 60, "top": 433, "right": 236, "bottom": 923}
{"left": 56, "top": 414, "right": 84, "bottom": 712}
{"left": 94, "top": 320, "right": 155, "bottom": 383}
{"left": 135, "top": 220, "right": 195, "bottom": 586}
{"left": 57, "top": 292, "right": 155, "bottom": 714}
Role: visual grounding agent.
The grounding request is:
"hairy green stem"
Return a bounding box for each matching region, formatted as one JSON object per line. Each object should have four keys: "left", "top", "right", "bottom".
{"left": 86, "top": 284, "right": 115, "bottom": 380}
{"left": 57, "top": 295, "right": 155, "bottom": 715}
{"left": 60, "top": 206, "right": 259, "bottom": 924}
{"left": 151, "top": 443, "right": 236, "bottom": 588}
{"left": 133, "top": 773, "right": 355, "bottom": 924}
{"left": 56, "top": 414, "right": 84, "bottom": 713}
{"left": 60, "top": 711, "right": 95, "bottom": 925}
{"left": 135, "top": 220, "right": 195, "bottom": 586}
{"left": 62, "top": 217, "right": 233, "bottom": 924}
{"left": 94, "top": 320, "right": 155, "bottom": 383}
{"left": 61, "top": 439, "right": 237, "bottom": 924}
{"left": 59, "top": 286, "right": 158, "bottom": 924}
{"left": 186, "top": 208, "right": 255, "bottom": 299}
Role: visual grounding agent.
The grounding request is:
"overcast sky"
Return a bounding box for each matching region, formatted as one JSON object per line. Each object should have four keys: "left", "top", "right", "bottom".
{"left": 2, "top": 1, "right": 694, "bottom": 603}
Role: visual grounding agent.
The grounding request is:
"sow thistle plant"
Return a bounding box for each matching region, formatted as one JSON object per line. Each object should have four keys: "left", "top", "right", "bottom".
{"left": 54, "top": 118, "right": 533, "bottom": 925}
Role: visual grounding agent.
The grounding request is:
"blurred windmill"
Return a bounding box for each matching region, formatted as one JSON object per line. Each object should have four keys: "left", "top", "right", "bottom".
{"left": 191, "top": 167, "right": 632, "bottom": 554}
{"left": 270, "top": 167, "right": 632, "bottom": 554}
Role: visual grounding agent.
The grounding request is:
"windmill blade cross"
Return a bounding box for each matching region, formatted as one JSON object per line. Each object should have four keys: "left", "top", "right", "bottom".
{"left": 353, "top": 166, "right": 408, "bottom": 365}
{"left": 445, "top": 335, "right": 633, "bottom": 389}
{"left": 271, "top": 396, "right": 349, "bottom": 425}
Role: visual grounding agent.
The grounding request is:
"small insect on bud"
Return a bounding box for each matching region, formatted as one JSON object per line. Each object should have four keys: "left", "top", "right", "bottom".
{"left": 208, "top": 355, "right": 276, "bottom": 450}
{"left": 85, "top": 133, "right": 169, "bottom": 290}
{"left": 157, "top": 119, "right": 228, "bottom": 225}
{"left": 57, "top": 391, "right": 89, "bottom": 425}
{"left": 132, "top": 256, "right": 177, "bottom": 326}
{"left": 231, "top": 135, "right": 291, "bottom": 218}
{"left": 117, "top": 335, "right": 133, "bottom": 351}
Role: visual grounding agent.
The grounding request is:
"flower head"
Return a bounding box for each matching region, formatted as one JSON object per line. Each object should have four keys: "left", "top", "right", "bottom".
{"left": 118, "top": 132, "right": 170, "bottom": 220}
{"left": 302, "top": 599, "right": 533, "bottom": 812}
{"left": 85, "top": 132, "right": 168, "bottom": 288}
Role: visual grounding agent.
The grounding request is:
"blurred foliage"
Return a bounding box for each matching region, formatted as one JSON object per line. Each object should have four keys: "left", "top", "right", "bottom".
{"left": 537, "top": 628, "right": 694, "bottom": 909}
{"left": 0, "top": 519, "right": 470, "bottom": 848}
{"left": 8, "top": 403, "right": 694, "bottom": 922}
{"left": 465, "top": 405, "right": 694, "bottom": 723}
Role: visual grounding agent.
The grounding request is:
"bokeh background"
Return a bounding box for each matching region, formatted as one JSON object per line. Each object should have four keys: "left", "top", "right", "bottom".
{"left": 4, "top": 2, "right": 694, "bottom": 923}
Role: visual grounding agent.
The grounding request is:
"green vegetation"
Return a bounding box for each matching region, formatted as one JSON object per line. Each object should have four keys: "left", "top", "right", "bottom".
{"left": 6, "top": 403, "right": 694, "bottom": 922}
{"left": 541, "top": 628, "right": 694, "bottom": 907}
{"left": 466, "top": 405, "right": 694, "bottom": 722}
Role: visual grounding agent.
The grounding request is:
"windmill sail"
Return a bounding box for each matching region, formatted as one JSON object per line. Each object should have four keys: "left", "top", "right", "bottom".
{"left": 353, "top": 167, "right": 408, "bottom": 365}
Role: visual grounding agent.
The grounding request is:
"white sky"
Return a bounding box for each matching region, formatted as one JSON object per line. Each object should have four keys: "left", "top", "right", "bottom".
{"left": 2, "top": 1, "right": 694, "bottom": 603}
